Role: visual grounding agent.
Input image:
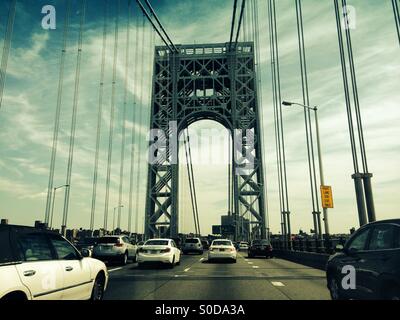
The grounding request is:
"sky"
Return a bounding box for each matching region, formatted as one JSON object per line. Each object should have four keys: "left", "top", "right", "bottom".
{"left": 0, "top": 0, "right": 399, "bottom": 236}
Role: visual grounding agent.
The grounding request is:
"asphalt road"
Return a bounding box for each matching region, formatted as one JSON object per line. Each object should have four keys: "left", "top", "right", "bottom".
{"left": 103, "top": 251, "right": 331, "bottom": 300}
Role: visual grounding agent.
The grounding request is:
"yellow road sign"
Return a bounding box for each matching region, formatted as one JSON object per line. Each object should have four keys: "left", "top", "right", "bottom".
{"left": 320, "top": 185, "right": 334, "bottom": 209}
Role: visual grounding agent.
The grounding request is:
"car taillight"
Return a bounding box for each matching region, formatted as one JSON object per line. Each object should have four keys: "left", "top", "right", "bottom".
{"left": 267, "top": 246, "right": 272, "bottom": 251}
{"left": 161, "top": 248, "right": 171, "bottom": 253}
{"left": 139, "top": 247, "right": 145, "bottom": 252}
{"left": 114, "top": 243, "right": 123, "bottom": 247}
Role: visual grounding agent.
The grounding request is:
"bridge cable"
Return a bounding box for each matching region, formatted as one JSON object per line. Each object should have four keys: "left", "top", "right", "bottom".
{"left": 44, "top": 0, "right": 71, "bottom": 224}
{"left": 62, "top": 0, "right": 87, "bottom": 230}
{"left": 228, "top": 0, "right": 238, "bottom": 50}
{"left": 128, "top": 9, "right": 140, "bottom": 234}
{"left": 186, "top": 130, "right": 201, "bottom": 236}
{"left": 295, "top": 0, "right": 322, "bottom": 238}
{"left": 135, "top": 0, "right": 177, "bottom": 53}
{"left": 233, "top": 0, "right": 246, "bottom": 49}
{"left": 90, "top": 0, "right": 108, "bottom": 231}
{"left": 267, "top": 0, "right": 290, "bottom": 242}
{"left": 117, "top": 0, "right": 133, "bottom": 229}
{"left": 183, "top": 129, "right": 200, "bottom": 236}
{"left": 143, "top": 0, "right": 178, "bottom": 53}
{"left": 392, "top": 0, "right": 400, "bottom": 45}
{"left": 133, "top": 14, "right": 146, "bottom": 233}
{"left": 0, "top": 0, "right": 16, "bottom": 111}
{"left": 103, "top": 0, "right": 120, "bottom": 231}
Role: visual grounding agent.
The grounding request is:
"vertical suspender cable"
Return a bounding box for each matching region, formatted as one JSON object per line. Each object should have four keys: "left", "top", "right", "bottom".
{"left": 104, "top": 0, "right": 120, "bottom": 231}
{"left": 62, "top": 0, "right": 86, "bottom": 231}
{"left": 117, "top": 0, "right": 132, "bottom": 229}
{"left": 229, "top": 0, "right": 239, "bottom": 50}
{"left": 186, "top": 129, "right": 201, "bottom": 236}
{"left": 295, "top": 0, "right": 322, "bottom": 239}
{"left": 183, "top": 130, "right": 199, "bottom": 235}
{"left": 90, "top": 0, "right": 108, "bottom": 231}
{"left": 133, "top": 15, "right": 146, "bottom": 233}
{"left": 0, "top": 0, "right": 16, "bottom": 111}
{"left": 44, "top": 0, "right": 71, "bottom": 224}
{"left": 251, "top": 0, "right": 270, "bottom": 239}
{"left": 392, "top": 0, "right": 400, "bottom": 45}
{"left": 128, "top": 10, "right": 140, "bottom": 234}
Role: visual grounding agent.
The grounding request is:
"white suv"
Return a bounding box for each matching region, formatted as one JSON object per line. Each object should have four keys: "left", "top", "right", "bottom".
{"left": 0, "top": 225, "right": 108, "bottom": 300}
{"left": 182, "top": 238, "right": 203, "bottom": 255}
{"left": 92, "top": 235, "right": 137, "bottom": 265}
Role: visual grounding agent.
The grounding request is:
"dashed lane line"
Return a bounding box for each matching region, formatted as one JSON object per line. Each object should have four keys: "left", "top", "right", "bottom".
{"left": 184, "top": 268, "right": 191, "bottom": 272}
{"left": 271, "top": 281, "right": 285, "bottom": 287}
{"left": 108, "top": 267, "right": 123, "bottom": 273}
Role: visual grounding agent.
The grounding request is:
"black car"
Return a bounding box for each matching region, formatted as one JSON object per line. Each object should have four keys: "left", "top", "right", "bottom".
{"left": 326, "top": 219, "right": 400, "bottom": 300}
{"left": 248, "top": 239, "right": 273, "bottom": 258}
{"left": 201, "top": 240, "right": 210, "bottom": 250}
{"left": 75, "top": 237, "right": 98, "bottom": 252}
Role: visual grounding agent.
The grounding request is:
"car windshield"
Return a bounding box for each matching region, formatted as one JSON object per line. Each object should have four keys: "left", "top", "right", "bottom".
{"left": 213, "top": 240, "right": 231, "bottom": 246}
{"left": 138, "top": 242, "right": 144, "bottom": 245}
{"left": 145, "top": 240, "right": 169, "bottom": 246}
{"left": 97, "top": 237, "right": 119, "bottom": 244}
{"left": 185, "top": 239, "right": 199, "bottom": 243}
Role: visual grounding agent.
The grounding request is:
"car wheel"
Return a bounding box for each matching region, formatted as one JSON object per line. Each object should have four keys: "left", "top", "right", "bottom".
{"left": 233, "top": 258, "right": 237, "bottom": 263}
{"left": 328, "top": 276, "right": 343, "bottom": 300}
{"left": 132, "top": 254, "right": 137, "bottom": 263}
{"left": 121, "top": 252, "right": 128, "bottom": 265}
{"left": 169, "top": 256, "right": 175, "bottom": 268}
{"left": 90, "top": 273, "right": 105, "bottom": 301}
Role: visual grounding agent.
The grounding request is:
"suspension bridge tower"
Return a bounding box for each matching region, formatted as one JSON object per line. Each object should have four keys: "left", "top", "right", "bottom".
{"left": 145, "top": 42, "right": 267, "bottom": 240}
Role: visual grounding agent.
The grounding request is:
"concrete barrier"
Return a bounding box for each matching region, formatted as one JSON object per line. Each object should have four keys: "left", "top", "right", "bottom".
{"left": 274, "top": 250, "right": 330, "bottom": 270}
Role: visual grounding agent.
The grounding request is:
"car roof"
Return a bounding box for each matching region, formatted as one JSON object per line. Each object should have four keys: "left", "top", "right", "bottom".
{"left": 146, "top": 238, "right": 171, "bottom": 241}
{"left": 368, "top": 219, "right": 400, "bottom": 226}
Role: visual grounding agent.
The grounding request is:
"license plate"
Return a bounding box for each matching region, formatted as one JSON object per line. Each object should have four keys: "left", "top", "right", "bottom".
{"left": 219, "top": 249, "right": 225, "bottom": 252}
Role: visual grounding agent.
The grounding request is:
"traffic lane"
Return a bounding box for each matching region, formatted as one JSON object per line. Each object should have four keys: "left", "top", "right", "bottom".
{"left": 146, "top": 252, "right": 288, "bottom": 300}
{"left": 104, "top": 253, "right": 206, "bottom": 300}
{"left": 104, "top": 252, "right": 331, "bottom": 300}
{"left": 245, "top": 254, "right": 330, "bottom": 300}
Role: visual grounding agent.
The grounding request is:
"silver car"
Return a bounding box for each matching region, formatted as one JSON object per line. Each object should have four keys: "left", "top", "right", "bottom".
{"left": 93, "top": 235, "right": 137, "bottom": 265}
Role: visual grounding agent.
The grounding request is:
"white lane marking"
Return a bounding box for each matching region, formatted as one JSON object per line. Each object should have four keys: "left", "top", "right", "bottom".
{"left": 244, "top": 259, "right": 249, "bottom": 262}
{"left": 271, "top": 281, "right": 285, "bottom": 287}
{"left": 184, "top": 268, "right": 190, "bottom": 272}
{"left": 199, "top": 257, "right": 205, "bottom": 261}
{"left": 248, "top": 261, "right": 253, "bottom": 264}
{"left": 108, "top": 267, "right": 123, "bottom": 273}
{"left": 252, "top": 266, "right": 259, "bottom": 269}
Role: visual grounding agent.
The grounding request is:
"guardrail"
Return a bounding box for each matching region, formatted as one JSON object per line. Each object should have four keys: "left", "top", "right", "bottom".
{"left": 271, "top": 237, "right": 348, "bottom": 255}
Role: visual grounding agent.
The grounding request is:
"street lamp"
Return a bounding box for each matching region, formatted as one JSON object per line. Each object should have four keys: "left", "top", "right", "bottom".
{"left": 113, "top": 205, "right": 123, "bottom": 234}
{"left": 50, "top": 184, "right": 69, "bottom": 229}
{"left": 282, "top": 101, "right": 330, "bottom": 237}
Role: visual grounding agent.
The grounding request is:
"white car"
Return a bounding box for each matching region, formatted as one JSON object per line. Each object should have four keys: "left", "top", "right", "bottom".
{"left": 239, "top": 241, "right": 249, "bottom": 251}
{"left": 208, "top": 239, "right": 237, "bottom": 263}
{"left": 137, "top": 238, "right": 181, "bottom": 268}
{"left": 0, "top": 225, "right": 108, "bottom": 300}
{"left": 92, "top": 235, "right": 137, "bottom": 265}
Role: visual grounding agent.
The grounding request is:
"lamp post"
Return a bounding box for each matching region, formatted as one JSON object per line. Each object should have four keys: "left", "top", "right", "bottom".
{"left": 282, "top": 101, "right": 330, "bottom": 237}
{"left": 113, "top": 205, "right": 123, "bottom": 234}
{"left": 50, "top": 184, "right": 69, "bottom": 230}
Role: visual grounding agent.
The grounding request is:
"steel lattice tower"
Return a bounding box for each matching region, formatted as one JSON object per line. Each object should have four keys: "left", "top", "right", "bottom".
{"left": 145, "top": 42, "right": 267, "bottom": 240}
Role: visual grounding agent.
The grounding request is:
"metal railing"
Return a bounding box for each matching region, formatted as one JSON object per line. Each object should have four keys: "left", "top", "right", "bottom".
{"left": 271, "top": 236, "right": 348, "bottom": 255}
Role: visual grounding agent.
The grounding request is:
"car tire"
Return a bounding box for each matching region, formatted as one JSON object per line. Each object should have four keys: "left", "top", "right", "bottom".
{"left": 132, "top": 254, "right": 137, "bottom": 263}
{"left": 90, "top": 273, "right": 105, "bottom": 301}
{"left": 169, "top": 257, "right": 175, "bottom": 269}
{"left": 176, "top": 255, "right": 181, "bottom": 265}
{"left": 121, "top": 252, "right": 128, "bottom": 266}
{"left": 328, "top": 276, "right": 344, "bottom": 300}
{"left": 233, "top": 258, "right": 237, "bottom": 263}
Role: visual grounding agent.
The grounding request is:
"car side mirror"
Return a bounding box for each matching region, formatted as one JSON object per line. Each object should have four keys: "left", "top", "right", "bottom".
{"left": 334, "top": 244, "right": 344, "bottom": 253}
{"left": 81, "top": 248, "right": 91, "bottom": 258}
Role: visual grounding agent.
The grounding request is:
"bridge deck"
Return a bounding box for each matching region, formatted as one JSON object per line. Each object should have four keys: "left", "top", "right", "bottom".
{"left": 104, "top": 252, "right": 330, "bottom": 300}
